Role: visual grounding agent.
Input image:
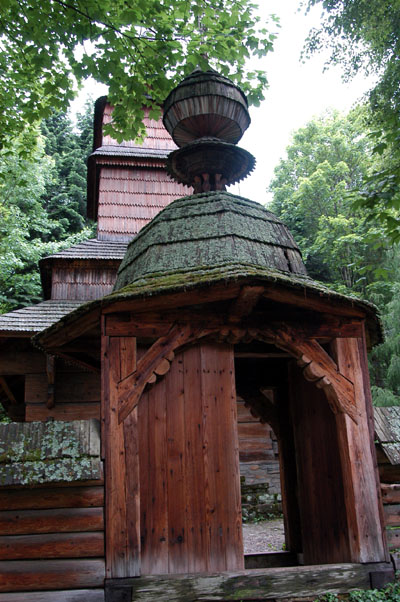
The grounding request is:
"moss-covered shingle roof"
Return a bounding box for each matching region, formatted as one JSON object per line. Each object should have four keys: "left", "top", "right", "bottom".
{"left": 115, "top": 192, "right": 307, "bottom": 290}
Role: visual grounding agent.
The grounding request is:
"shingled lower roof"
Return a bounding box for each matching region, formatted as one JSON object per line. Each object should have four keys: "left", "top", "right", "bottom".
{"left": 374, "top": 406, "right": 400, "bottom": 465}
{"left": 0, "top": 300, "right": 83, "bottom": 334}
{"left": 43, "top": 238, "right": 128, "bottom": 260}
{"left": 91, "top": 145, "right": 171, "bottom": 160}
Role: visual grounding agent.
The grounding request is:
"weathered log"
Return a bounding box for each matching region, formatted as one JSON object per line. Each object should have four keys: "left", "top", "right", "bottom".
{"left": 0, "top": 589, "right": 104, "bottom": 601}
{"left": 0, "top": 507, "right": 104, "bottom": 535}
{"left": 0, "top": 532, "right": 104, "bottom": 560}
{"left": 123, "top": 562, "right": 393, "bottom": 601}
{"left": 0, "top": 486, "right": 104, "bottom": 511}
{"left": 0, "top": 559, "right": 105, "bottom": 592}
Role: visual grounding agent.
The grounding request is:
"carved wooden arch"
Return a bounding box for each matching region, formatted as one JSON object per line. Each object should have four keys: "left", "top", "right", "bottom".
{"left": 117, "top": 320, "right": 357, "bottom": 425}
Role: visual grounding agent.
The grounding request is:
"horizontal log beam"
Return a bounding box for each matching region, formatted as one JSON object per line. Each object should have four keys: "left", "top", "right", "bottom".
{"left": 111, "top": 562, "right": 393, "bottom": 601}
{"left": 381, "top": 484, "right": 400, "bottom": 505}
{"left": 0, "top": 559, "right": 105, "bottom": 592}
{"left": 0, "top": 532, "right": 104, "bottom": 560}
{"left": 0, "top": 590, "right": 105, "bottom": 602}
{"left": 0, "top": 507, "right": 104, "bottom": 536}
{"left": 0, "top": 486, "right": 104, "bottom": 511}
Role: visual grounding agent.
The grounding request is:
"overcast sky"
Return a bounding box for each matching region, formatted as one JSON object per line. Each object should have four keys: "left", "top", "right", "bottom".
{"left": 71, "top": 1, "right": 374, "bottom": 205}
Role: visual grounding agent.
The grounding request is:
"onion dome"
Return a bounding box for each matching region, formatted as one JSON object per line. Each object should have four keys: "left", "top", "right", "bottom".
{"left": 114, "top": 192, "right": 307, "bottom": 291}
{"left": 163, "top": 68, "right": 255, "bottom": 193}
{"left": 163, "top": 68, "right": 250, "bottom": 146}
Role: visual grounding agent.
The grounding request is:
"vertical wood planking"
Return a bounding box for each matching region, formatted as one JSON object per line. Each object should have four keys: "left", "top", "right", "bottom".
{"left": 334, "top": 337, "right": 387, "bottom": 563}
{"left": 166, "top": 354, "right": 188, "bottom": 574}
{"left": 138, "top": 390, "right": 151, "bottom": 574}
{"left": 138, "top": 340, "right": 243, "bottom": 576}
{"left": 357, "top": 331, "right": 390, "bottom": 562}
{"left": 183, "top": 345, "right": 207, "bottom": 573}
{"left": 147, "top": 379, "right": 169, "bottom": 574}
{"left": 215, "top": 345, "right": 243, "bottom": 570}
{"left": 289, "top": 363, "right": 350, "bottom": 565}
{"left": 200, "top": 344, "right": 225, "bottom": 572}
{"left": 276, "top": 380, "right": 302, "bottom": 554}
{"left": 103, "top": 332, "right": 140, "bottom": 578}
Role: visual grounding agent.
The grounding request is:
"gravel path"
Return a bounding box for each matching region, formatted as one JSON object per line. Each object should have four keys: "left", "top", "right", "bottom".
{"left": 242, "top": 518, "right": 285, "bottom": 554}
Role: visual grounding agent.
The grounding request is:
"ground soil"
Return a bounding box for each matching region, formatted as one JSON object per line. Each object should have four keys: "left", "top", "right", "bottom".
{"left": 242, "top": 517, "right": 285, "bottom": 554}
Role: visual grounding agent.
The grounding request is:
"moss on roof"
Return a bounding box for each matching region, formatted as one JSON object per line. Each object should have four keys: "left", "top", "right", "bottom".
{"left": 115, "top": 191, "right": 307, "bottom": 290}
{"left": 34, "top": 260, "right": 382, "bottom": 350}
{"left": 0, "top": 419, "right": 102, "bottom": 487}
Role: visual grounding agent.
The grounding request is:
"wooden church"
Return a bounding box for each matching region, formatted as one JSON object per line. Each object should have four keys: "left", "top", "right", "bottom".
{"left": 0, "top": 69, "right": 395, "bottom": 601}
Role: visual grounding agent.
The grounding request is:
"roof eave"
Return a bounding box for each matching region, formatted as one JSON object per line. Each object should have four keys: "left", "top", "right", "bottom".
{"left": 33, "top": 266, "right": 382, "bottom": 353}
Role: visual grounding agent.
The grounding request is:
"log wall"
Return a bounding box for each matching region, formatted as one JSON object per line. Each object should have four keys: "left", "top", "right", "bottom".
{"left": 0, "top": 483, "right": 105, "bottom": 599}
{"left": 25, "top": 365, "right": 100, "bottom": 422}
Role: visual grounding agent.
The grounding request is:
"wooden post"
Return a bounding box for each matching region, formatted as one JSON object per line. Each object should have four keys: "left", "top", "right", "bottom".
{"left": 102, "top": 328, "right": 140, "bottom": 578}
{"left": 333, "top": 337, "right": 388, "bottom": 563}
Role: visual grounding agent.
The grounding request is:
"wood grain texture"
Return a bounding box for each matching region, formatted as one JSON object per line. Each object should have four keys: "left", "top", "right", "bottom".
{"left": 384, "top": 503, "right": 400, "bottom": 526}
{"left": 26, "top": 402, "right": 100, "bottom": 422}
{"left": 118, "top": 324, "right": 192, "bottom": 423}
{"left": 0, "top": 487, "right": 104, "bottom": 511}
{"left": 166, "top": 354, "right": 188, "bottom": 574}
{"left": 25, "top": 372, "right": 100, "bottom": 404}
{"left": 0, "top": 532, "right": 104, "bottom": 560}
{"left": 334, "top": 338, "right": 387, "bottom": 563}
{"left": 128, "top": 562, "right": 392, "bottom": 601}
{"left": 381, "top": 484, "right": 400, "bottom": 504}
{"left": 103, "top": 335, "right": 140, "bottom": 579}
{"left": 0, "top": 589, "right": 104, "bottom": 602}
{"left": 0, "top": 507, "right": 103, "bottom": 535}
{"left": 0, "top": 559, "right": 105, "bottom": 592}
{"left": 288, "top": 362, "right": 350, "bottom": 565}
{"left": 139, "top": 342, "right": 243, "bottom": 576}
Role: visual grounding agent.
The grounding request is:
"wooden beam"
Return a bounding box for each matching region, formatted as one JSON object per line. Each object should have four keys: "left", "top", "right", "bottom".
{"left": 0, "top": 351, "right": 45, "bottom": 375}
{"left": 263, "top": 288, "right": 367, "bottom": 319}
{"left": 102, "top": 283, "right": 242, "bottom": 315}
{"left": 0, "top": 377, "right": 17, "bottom": 405}
{"left": 0, "top": 559, "right": 105, "bottom": 592}
{"left": 36, "top": 309, "right": 101, "bottom": 349}
{"left": 103, "top": 335, "right": 140, "bottom": 579}
{"left": 53, "top": 351, "right": 100, "bottom": 374}
{"left": 46, "top": 354, "right": 55, "bottom": 409}
{"left": 228, "top": 286, "right": 264, "bottom": 323}
{"left": 125, "top": 562, "right": 393, "bottom": 601}
{"left": 333, "top": 337, "right": 388, "bottom": 563}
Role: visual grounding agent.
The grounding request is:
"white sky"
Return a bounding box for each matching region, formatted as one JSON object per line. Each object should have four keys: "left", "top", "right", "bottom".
{"left": 70, "top": 0, "right": 375, "bottom": 205}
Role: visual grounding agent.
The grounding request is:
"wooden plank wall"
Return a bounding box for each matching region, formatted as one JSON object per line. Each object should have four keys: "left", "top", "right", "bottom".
{"left": 51, "top": 267, "right": 118, "bottom": 301}
{"left": 0, "top": 483, "right": 105, "bottom": 599}
{"left": 25, "top": 364, "right": 100, "bottom": 422}
{"left": 139, "top": 342, "right": 243, "bottom": 575}
{"left": 103, "top": 336, "right": 244, "bottom": 578}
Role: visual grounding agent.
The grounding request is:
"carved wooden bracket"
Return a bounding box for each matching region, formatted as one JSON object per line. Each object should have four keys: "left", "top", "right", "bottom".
{"left": 256, "top": 325, "right": 358, "bottom": 424}
{"left": 115, "top": 319, "right": 358, "bottom": 425}
{"left": 117, "top": 324, "right": 216, "bottom": 423}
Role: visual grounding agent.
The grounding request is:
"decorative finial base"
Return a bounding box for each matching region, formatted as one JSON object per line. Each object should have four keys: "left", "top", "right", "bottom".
{"left": 166, "top": 138, "right": 255, "bottom": 191}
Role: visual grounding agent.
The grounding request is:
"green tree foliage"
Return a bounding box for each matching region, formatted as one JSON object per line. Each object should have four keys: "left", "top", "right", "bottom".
{"left": 0, "top": 114, "right": 93, "bottom": 313}
{"left": 268, "top": 108, "right": 400, "bottom": 406}
{"left": 0, "top": 0, "right": 277, "bottom": 150}
{"left": 302, "top": 0, "right": 400, "bottom": 241}
{"left": 269, "top": 109, "right": 383, "bottom": 292}
{"left": 40, "top": 101, "right": 94, "bottom": 236}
